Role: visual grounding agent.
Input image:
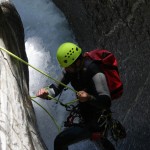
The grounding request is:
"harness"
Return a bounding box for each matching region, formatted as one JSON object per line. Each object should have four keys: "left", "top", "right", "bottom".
{"left": 64, "top": 104, "right": 83, "bottom": 127}
{"left": 64, "top": 104, "right": 126, "bottom": 142}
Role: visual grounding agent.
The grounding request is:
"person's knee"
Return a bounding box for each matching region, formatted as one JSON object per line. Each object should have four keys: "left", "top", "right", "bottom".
{"left": 54, "top": 134, "right": 68, "bottom": 150}
{"left": 54, "top": 134, "right": 62, "bottom": 146}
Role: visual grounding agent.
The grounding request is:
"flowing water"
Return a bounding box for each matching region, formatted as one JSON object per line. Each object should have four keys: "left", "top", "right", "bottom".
{"left": 11, "top": 0, "right": 99, "bottom": 149}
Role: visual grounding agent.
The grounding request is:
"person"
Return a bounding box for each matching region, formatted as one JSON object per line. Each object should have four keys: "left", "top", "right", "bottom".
{"left": 36, "top": 42, "right": 115, "bottom": 150}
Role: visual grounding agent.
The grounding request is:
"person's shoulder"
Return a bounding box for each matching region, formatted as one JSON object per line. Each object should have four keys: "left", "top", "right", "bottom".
{"left": 83, "top": 58, "right": 102, "bottom": 78}
{"left": 84, "top": 58, "right": 93, "bottom": 68}
{"left": 84, "top": 58, "right": 100, "bottom": 71}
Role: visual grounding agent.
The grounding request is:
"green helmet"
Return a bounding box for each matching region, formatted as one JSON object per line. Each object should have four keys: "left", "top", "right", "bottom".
{"left": 56, "top": 42, "right": 82, "bottom": 67}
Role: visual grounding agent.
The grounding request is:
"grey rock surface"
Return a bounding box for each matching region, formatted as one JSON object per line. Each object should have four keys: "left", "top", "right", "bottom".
{"left": 0, "top": 2, "right": 47, "bottom": 150}
{"left": 53, "top": 0, "right": 150, "bottom": 149}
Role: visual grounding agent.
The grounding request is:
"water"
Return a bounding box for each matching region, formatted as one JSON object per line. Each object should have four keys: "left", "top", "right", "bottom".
{"left": 11, "top": 0, "right": 99, "bottom": 149}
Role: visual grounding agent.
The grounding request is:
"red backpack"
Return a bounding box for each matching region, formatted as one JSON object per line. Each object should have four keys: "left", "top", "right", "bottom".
{"left": 84, "top": 49, "right": 123, "bottom": 100}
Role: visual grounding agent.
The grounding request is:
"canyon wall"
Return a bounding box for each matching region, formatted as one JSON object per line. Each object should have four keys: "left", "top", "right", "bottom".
{"left": 53, "top": 0, "right": 150, "bottom": 150}
{"left": 0, "top": 2, "right": 47, "bottom": 149}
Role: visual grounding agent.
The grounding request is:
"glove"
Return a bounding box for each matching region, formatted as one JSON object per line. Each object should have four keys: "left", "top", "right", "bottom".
{"left": 77, "top": 91, "right": 91, "bottom": 102}
{"left": 46, "top": 87, "right": 55, "bottom": 100}
{"left": 36, "top": 87, "right": 55, "bottom": 100}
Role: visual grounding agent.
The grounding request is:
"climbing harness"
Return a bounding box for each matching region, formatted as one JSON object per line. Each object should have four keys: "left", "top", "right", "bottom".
{"left": 64, "top": 104, "right": 83, "bottom": 127}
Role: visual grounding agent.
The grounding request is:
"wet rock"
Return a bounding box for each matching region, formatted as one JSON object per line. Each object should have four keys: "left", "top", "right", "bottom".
{"left": 0, "top": 2, "right": 47, "bottom": 150}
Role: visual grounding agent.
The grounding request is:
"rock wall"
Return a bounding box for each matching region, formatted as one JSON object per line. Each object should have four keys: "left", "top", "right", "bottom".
{"left": 0, "top": 2, "right": 47, "bottom": 150}
{"left": 52, "top": 0, "right": 150, "bottom": 150}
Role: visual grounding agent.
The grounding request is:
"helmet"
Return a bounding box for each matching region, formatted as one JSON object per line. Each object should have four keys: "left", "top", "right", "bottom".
{"left": 56, "top": 42, "right": 82, "bottom": 67}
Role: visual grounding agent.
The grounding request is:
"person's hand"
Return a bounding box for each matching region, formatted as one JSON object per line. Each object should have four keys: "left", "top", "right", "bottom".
{"left": 77, "top": 91, "right": 91, "bottom": 102}
{"left": 36, "top": 88, "right": 49, "bottom": 99}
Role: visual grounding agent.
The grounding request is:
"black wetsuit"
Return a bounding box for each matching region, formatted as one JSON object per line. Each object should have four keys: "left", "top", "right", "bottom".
{"left": 49, "top": 58, "right": 115, "bottom": 150}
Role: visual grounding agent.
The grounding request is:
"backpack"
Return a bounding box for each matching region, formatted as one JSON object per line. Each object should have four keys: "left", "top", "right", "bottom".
{"left": 84, "top": 49, "right": 123, "bottom": 100}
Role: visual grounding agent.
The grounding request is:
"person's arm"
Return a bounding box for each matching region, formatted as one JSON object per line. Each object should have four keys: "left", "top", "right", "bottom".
{"left": 90, "top": 72, "right": 111, "bottom": 108}
{"left": 36, "top": 69, "right": 70, "bottom": 100}
{"left": 77, "top": 72, "right": 111, "bottom": 109}
{"left": 77, "top": 61, "right": 111, "bottom": 109}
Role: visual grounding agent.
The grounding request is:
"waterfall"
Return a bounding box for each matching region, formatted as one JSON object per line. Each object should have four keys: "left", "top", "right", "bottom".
{"left": 11, "top": 0, "right": 99, "bottom": 149}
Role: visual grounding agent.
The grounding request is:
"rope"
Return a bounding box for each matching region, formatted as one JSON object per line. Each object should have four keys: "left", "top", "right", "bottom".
{"left": 31, "top": 98, "right": 61, "bottom": 133}
{"left": 31, "top": 95, "right": 78, "bottom": 133}
{"left": 31, "top": 95, "right": 78, "bottom": 108}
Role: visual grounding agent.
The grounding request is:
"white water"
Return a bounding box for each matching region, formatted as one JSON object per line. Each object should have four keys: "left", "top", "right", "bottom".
{"left": 11, "top": 0, "right": 98, "bottom": 149}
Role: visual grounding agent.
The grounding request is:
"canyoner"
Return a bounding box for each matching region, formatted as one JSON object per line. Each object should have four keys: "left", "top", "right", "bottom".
{"left": 36, "top": 42, "right": 127, "bottom": 150}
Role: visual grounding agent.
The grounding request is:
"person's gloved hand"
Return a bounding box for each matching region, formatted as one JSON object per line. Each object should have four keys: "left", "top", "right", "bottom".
{"left": 36, "top": 88, "right": 49, "bottom": 99}
{"left": 77, "top": 90, "right": 92, "bottom": 102}
{"left": 36, "top": 88, "right": 55, "bottom": 100}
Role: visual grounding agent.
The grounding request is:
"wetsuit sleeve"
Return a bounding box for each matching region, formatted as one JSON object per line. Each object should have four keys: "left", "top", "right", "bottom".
{"left": 87, "top": 62, "right": 111, "bottom": 109}
{"left": 48, "top": 69, "right": 70, "bottom": 97}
